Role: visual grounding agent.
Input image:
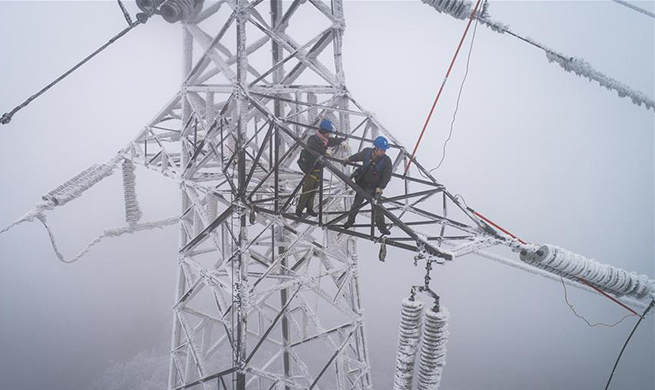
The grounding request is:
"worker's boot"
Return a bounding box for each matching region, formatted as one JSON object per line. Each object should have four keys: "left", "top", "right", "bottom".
{"left": 306, "top": 208, "right": 318, "bottom": 217}
{"left": 343, "top": 218, "right": 355, "bottom": 230}
{"left": 377, "top": 224, "right": 391, "bottom": 236}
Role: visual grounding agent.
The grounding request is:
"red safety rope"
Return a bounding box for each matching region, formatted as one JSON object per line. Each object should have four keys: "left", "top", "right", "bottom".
{"left": 471, "top": 209, "right": 528, "bottom": 245}
{"left": 405, "top": 0, "right": 483, "bottom": 175}
{"left": 577, "top": 278, "right": 639, "bottom": 316}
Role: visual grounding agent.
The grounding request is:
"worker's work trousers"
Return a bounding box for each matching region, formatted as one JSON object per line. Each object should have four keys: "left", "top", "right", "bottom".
{"left": 296, "top": 170, "right": 321, "bottom": 212}
{"left": 346, "top": 187, "right": 386, "bottom": 230}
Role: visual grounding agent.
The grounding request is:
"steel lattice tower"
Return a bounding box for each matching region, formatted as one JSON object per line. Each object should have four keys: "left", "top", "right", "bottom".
{"left": 127, "top": 1, "right": 376, "bottom": 388}
{"left": 121, "top": 1, "right": 490, "bottom": 388}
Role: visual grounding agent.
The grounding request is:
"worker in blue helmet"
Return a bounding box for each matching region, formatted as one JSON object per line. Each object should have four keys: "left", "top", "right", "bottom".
{"left": 341, "top": 135, "right": 392, "bottom": 235}
{"left": 296, "top": 118, "right": 345, "bottom": 217}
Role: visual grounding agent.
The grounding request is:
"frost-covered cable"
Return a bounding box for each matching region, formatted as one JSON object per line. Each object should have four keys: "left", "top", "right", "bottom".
{"left": 37, "top": 215, "right": 178, "bottom": 264}
{"left": 416, "top": 306, "right": 450, "bottom": 390}
{"left": 122, "top": 159, "right": 142, "bottom": 224}
{"left": 611, "top": 0, "right": 655, "bottom": 19}
{"left": 42, "top": 162, "right": 117, "bottom": 207}
{"left": 421, "top": 0, "right": 475, "bottom": 20}
{"left": 420, "top": 0, "right": 655, "bottom": 111}
{"left": 393, "top": 298, "right": 424, "bottom": 390}
{"left": 520, "top": 244, "right": 652, "bottom": 300}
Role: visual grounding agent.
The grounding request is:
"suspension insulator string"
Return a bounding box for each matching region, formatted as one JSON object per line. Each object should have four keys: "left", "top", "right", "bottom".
{"left": 416, "top": 306, "right": 450, "bottom": 390}
{"left": 122, "top": 159, "right": 143, "bottom": 224}
{"left": 393, "top": 298, "right": 425, "bottom": 390}
{"left": 521, "top": 245, "right": 651, "bottom": 311}
{"left": 42, "top": 163, "right": 116, "bottom": 207}
{"left": 1, "top": 16, "right": 149, "bottom": 126}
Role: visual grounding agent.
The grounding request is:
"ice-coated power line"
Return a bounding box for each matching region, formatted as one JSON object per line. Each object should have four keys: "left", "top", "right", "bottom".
{"left": 611, "top": 0, "right": 655, "bottom": 19}
{"left": 420, "top": 0, "right": 655, "bottom": 111}
{"left": 393, "top": 298, "right": 425, "bottom": 390}
{"left": 37, "top": 215, "right": 178, "bottom": 264}
{"left": 416, "top": 306, "right": 450, "bottom": 390}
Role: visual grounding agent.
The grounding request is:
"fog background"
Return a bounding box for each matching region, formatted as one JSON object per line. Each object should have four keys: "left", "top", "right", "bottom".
{"left": 0, "top": 1, "right": 653, "bottom": 389}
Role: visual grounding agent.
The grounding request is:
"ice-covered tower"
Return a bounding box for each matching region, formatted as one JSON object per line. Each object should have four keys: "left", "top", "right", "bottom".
{"left": 125, "top": 0, "right": 374, "bottom": 388}
{"left": 120, "top": 0, "right": 510, "bottom": 388}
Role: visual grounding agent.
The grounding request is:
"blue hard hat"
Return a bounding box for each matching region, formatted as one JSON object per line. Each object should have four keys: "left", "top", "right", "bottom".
{"left": 374, "top": 136, "right": 390, "bottom": 150}
{"left": 319, "top": 119, "right": 334, "bottom": 132}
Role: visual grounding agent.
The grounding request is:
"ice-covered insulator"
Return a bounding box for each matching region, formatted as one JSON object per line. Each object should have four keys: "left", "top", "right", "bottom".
{"left": 421, "top": 0, "right": 473, "bottom": 20}
{"left": 520, "top": 244, "right": 652, "bottom": 300}
{"left": 42, "top": 164, "right": 114, "bottom": 207}
{"left": 416, "top": 306, "right": 449, "bottom": 390}
{"left": 160, "top": 0, "right": 203, "bottom": 23}
{"left": 122, "top": 159, "right": 142, "bottom": 224}
{"left": 393, "top": 299, "right": 424, "bottom": 390}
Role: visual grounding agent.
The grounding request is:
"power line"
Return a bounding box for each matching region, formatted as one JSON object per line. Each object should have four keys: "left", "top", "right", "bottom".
{"left": 560, "top": 277, "right": 636, "bottom": 328}
{"left": 406, "top": 0, "right": 483, "bottom": 174}
{"left": 430, "top": 15, "right": 480, "bottom": 173}
{"left": 611, "top": 0, "right": 655, "bottom": 19}
{"left": 604, "top": 299, "right": 655, "bottom": 390}
{"left": 1, "top": 16, "right": 149, "bottom": 126}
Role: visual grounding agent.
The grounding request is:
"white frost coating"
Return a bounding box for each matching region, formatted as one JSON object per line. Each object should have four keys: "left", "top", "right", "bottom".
{"left": 475, "top": 249, "right": 649, "bottom": 309}
{"left": 122, "top": 159, "right": 142, "bottom": 224}
{"left": 544, "top": 53, "right": 655, "bottom": 111}
{"left": 0, "top": 208, "right": 51, "bottom": 234}
{"left": 37, "top": 215, "right": 178, "bottom": 264}
{"left": 521, "top": 244, "right": 653, "bottom": 300}
{"left": 42, "top": 162, "right": 116, "bottom": 206}
{"left": 416, "top": 307, "right": 449, "bottom": 390}
{"left": 420, "top": 0, "right": 655, "bottom": 111}
{"left": 421, "top": 0, "right": 473, "bottom": 20}
{"left": 393, "top": 299, "right": 424, "bottom": 390}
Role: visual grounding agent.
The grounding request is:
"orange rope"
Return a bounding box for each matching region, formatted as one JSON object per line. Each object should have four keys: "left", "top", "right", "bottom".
{"left": 577, "top": 278, "right": 639, "bottom": 316}
{"left": 471, "top": 209, "right": 528, "bottom": 245}
{"left": 405, "top": 0, "right": 483, "bottom": 174}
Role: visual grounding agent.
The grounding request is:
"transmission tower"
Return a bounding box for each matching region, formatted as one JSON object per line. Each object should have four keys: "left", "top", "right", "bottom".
{"left": 2, "top": 1, "right": 653, "bottom": 390}
{"left": 117, "top": 0, "right": 506, "bottom": 388}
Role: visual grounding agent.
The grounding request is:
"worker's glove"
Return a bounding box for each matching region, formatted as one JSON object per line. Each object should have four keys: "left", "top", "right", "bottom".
{"left": 341, "top": 157, "right": 349, "bottom": 166}
{"left": 375, "top": 188, "right": 383, "bottom": 196}
{"left": 325, "top": 149, "right": 333, "bottom": 157}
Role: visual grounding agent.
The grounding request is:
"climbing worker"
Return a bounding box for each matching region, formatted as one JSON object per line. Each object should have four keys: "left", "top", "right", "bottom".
{"left": 296, "top": 118, "right": 344, "bottom": 217}
{"left": 342, "top": 136, "right": 392, "bottom": 235}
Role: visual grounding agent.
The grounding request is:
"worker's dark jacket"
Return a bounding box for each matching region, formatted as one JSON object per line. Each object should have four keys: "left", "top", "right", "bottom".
{"left": 297, "top": 133, "right": 342, "bottom": 174}
{"left": 348, "top": 148, "right": 392, "bottom": 190}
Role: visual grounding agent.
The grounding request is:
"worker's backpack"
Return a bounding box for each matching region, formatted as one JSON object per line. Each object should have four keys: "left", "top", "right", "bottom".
{"left": 297, "top": 136, "right": 320, "bottom": 174}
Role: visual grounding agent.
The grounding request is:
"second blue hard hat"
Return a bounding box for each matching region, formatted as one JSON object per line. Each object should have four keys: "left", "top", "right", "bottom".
{"left": 374, "top": 136, "right": 390, "bottom": 150}
{"left": 319, "top": 119, "right": 334, "bottom": 132}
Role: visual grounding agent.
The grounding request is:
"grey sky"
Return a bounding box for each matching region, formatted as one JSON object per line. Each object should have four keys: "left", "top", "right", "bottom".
{"left": 0, "top": 1, "right": 653, "bottom": 390}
